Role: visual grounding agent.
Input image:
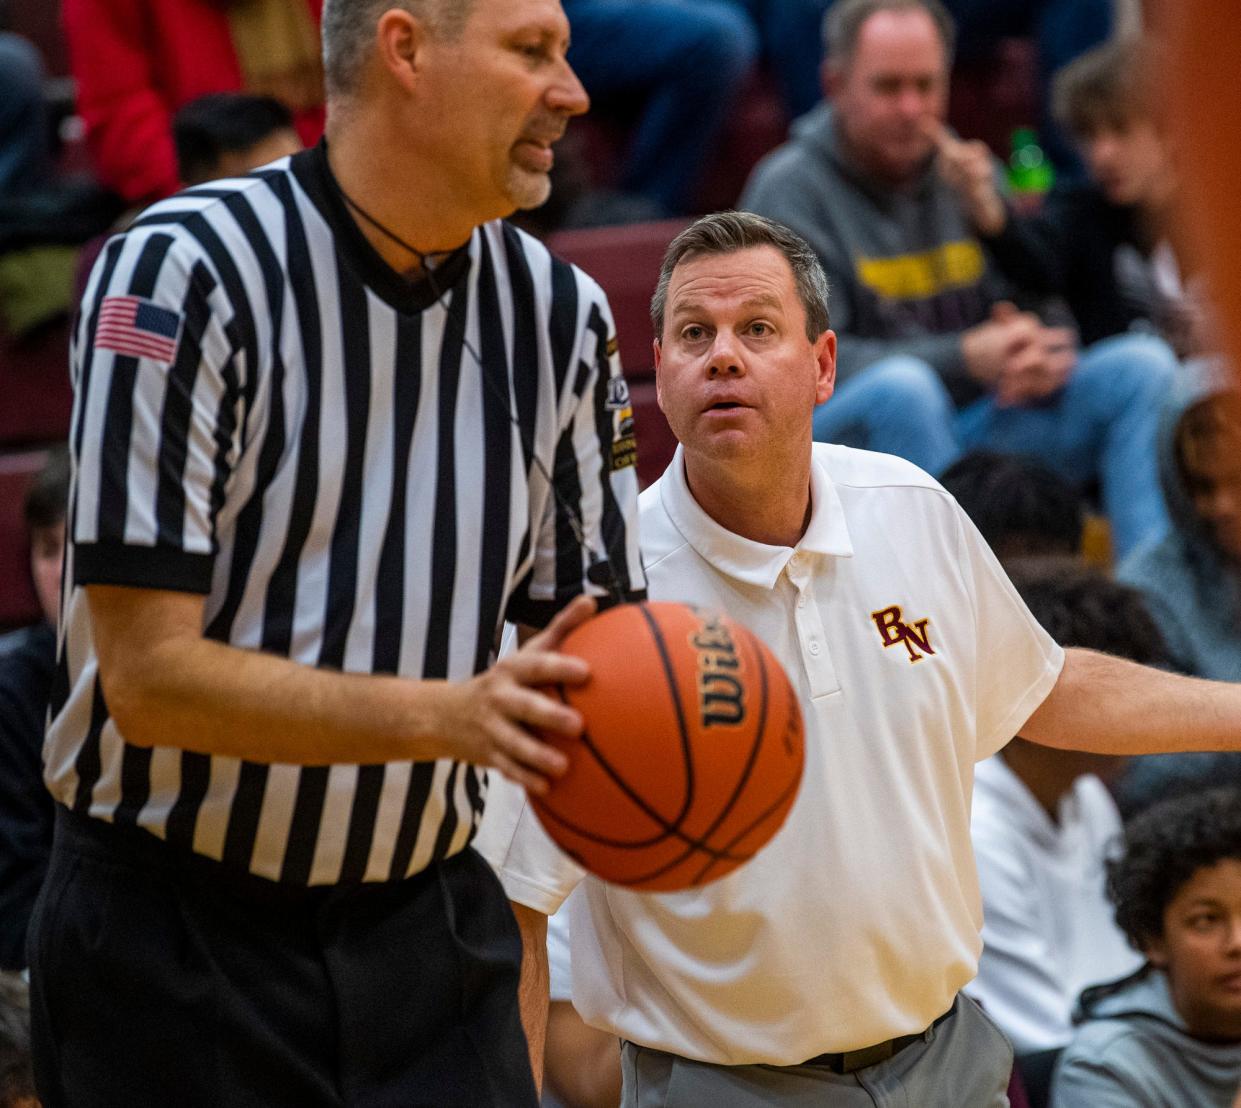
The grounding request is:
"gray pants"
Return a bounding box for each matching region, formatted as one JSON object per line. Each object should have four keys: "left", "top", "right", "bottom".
{"left": 620, "top": 994, "right": 1012, "bottom": 1108}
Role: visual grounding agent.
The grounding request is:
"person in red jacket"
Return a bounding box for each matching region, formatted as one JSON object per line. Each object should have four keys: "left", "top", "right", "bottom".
{"left": 63, "top": 0, "right": 325, "bottom": 204}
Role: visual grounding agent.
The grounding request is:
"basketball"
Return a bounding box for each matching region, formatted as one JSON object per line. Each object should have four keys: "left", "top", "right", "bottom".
{"left": 531, "top": 601, "right": 805, "bottom": 892}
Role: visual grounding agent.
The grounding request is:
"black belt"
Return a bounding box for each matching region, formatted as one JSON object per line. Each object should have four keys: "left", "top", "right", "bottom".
{"left": 801, "top": 1005, "right": 955, "bottom": 1074}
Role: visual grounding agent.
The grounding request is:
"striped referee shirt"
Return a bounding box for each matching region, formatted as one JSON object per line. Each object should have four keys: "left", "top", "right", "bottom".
{"left": 47, "top": 142, "right": 645, "bottom": 886}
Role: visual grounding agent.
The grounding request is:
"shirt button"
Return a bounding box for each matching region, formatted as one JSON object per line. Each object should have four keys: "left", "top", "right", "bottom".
{"left": 797, "top": 595, "right": 806, "bottom": 609}
{"left": 808, "top": 641, "right": 821, "bottom": 656}
{"left": 789, "top": 552, "right": 800, "bottom": 567}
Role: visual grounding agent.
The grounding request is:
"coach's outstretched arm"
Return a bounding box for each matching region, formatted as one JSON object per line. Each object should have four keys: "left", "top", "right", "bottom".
{"left": 1020, "top": 647, "right": 1241, "bottom": 753}
{"left": 87, "top": 585, "right": 595, "bottom": 790}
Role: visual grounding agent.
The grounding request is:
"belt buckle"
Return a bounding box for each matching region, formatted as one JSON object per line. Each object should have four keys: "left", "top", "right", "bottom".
{"left": 839, "top": 1040, "right": 897, "bottom": 1073}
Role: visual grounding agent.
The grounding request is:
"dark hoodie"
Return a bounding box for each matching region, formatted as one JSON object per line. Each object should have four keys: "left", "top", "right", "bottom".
{"left": 979, "top": 184, "right": 1162, "bottom": 349}
{"left": 1117, "top": 359, "right": 1241, "bottom": 681}
{"left": 0, "top": 620, "right": 55, "bottom": 970}
{"left": 740, "top": 103, "right": 1013, "bottom": 403}
{"left": 1053, "top": 968, "right": 1241, "bottom": 1107}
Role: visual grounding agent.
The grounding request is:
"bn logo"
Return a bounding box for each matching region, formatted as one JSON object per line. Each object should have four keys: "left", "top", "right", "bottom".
{"left": 870, "top": 605, "right": 936, "bottom": 664}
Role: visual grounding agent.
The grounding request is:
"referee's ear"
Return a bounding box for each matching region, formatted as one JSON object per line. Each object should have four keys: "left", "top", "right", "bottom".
{"left": 375, "top": 8, "right": 430, "bottom": 94}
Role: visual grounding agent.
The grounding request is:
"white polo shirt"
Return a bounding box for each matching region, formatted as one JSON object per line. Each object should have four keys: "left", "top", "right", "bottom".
{"left": 478, "top": 443, "right": 1063, "bottom": 1065}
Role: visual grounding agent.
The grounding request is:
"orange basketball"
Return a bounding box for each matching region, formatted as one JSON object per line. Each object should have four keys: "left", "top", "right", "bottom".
{"left": 531, "top": 601, "right": 805, "bottom": 892}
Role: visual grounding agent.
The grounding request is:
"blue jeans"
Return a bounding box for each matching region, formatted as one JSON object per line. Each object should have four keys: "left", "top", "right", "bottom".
{"left": 722, "top": 0, "right": 832, "bottom": 120}
{"left": 0, "top": 34, "right": 50, "bottom": 196}
{"left": 813, "top": 334, "right": 1177, "bottom": 559}
{"left": 564, "top": 1, "right": 758, "bottom": 214}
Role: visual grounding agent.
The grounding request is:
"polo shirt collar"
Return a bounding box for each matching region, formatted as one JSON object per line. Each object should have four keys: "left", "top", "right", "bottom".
{"left": 659, "top": 445, "right": 854, "bottom": 589}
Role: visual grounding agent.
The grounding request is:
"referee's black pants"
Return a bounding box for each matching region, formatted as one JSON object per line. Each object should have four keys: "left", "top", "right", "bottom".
{"left": 28, "top": 807, "right": 539, "bottom": 1108}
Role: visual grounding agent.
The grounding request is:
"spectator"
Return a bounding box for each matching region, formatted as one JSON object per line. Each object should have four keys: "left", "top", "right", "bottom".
{"left": 940, "top": 449, "right": 1084, "bottom": 560}
{"left": 967, "top": 559, "right": 1166, "bottom": 1056}
{"left": 1119, "top": 365, "right": 1241, "bottom": 681}
{"left": 1114, "top": 365, "right": 1241, "bottom": 815}
{"left": 0, "top": 973, "right": 37, "bottom": 1108}
{"left": 740, "top": 0, "right": 1176, "bottom": 560}
{"left": 939, "top": 37, "right": 1212, "bottom": 355}
{"left": 562, "top": 0, "right": 757, "bottom": 215}
{"left": 0, "top": 34, "right": 50, "bottom": 198}
{"left": 732, "top": 0, "right": 1111, "bottom": 149}
{"left": 173, "top": 92, "right": 302, "bottom": 186}
{"left": 62, "top": 0, "right": 325, "bottom": 205}
{"left": 1052, "top": 787, "right": 1241, "bottom": 1107}
{"left": 0, "top": 447, "right": 68, "bottom": 972}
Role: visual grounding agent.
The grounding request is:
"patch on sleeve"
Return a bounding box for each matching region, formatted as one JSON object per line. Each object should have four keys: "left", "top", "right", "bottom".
{"left": 605, "top": 375, "right": 631, "bottom": 411}
{"left": 96, "top": 296, "right": 183, "bottom": 364}
{"left": 611, "top": 405, "right": 637, "bottom": 471}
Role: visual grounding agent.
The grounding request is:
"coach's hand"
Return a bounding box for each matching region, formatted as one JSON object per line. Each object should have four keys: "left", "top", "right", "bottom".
{"left": 443, "top": 595, "right": 598, "bottom": 795}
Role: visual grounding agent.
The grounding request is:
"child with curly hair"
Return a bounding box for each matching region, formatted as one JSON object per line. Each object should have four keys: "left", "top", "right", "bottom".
{"left": 1053, "top": 786, "right": 1241, "bottom": 1106}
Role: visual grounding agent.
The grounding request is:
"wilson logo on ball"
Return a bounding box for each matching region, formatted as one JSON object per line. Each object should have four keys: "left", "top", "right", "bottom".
{"left": 531, "top": 601, "right": 805, "bottom": 892}
{"left": 690, "top": 615, "right": 746, "bottom": 728}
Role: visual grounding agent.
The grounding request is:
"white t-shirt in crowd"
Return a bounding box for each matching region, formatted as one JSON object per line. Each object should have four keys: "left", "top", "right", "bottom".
{"left": 966, "top": 755, "right": 1142, "bottom": 1054}
{"left": 478, "top": 444, "right": 1063, "bottom": 1065}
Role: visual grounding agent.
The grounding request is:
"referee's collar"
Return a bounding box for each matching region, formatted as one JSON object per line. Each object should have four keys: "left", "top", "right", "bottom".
{"left": 292, "top": 139, "right": 473, "bottom": 313}
{"left": 659, "top": 444, "right": 854, "bottom": 590}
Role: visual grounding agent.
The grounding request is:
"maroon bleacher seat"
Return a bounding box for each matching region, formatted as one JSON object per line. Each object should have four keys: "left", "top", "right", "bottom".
{"left": 0, "top": 447, "right": 49, "bottom": 630}
{"left": 548, "top": 218, "right": 689, "bottom": 488}
{"left": 570, "top": 67, "right": 788, "bottom": 219}
{"left": 0, "top": 319, "right": 73, "bottom": 447}
{"left": 694, "top": 68, "right": 788, "bottom": 216}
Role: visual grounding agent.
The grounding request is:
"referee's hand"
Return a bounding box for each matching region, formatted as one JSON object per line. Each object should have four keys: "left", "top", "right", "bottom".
{"left": 447, "top": 595, "right": 597, "bottom": 795}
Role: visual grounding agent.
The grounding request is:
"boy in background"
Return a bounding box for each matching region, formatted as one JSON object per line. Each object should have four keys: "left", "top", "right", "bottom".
{"left": 1054, "top": 787, "right": 1241, "bottom": 1107}
{"left": 173, "top": 92, "right": 302, "bottom": 187}
{"left": 0, "top": 448, "right": 67, "bottom": 972}
{"left": 968, "top": 559, "right": 1166, "bottom": 1056}
{"left": 939, "top": 36, "right": 1209, "bottom": 356}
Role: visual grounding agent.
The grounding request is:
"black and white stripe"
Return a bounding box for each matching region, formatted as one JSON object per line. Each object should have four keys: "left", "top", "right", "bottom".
{"left": 48, "top": 143, "right": 644, "bottom": 886}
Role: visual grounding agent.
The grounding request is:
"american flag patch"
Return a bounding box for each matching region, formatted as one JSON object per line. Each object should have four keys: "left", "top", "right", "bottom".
{"left": 96, "top": 296, "right": 183, "bottom": 363}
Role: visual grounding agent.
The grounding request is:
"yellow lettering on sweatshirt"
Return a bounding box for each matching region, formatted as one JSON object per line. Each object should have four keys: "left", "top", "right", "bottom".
{"left": 855, "top": 241, "right": 985, "bottom": 301}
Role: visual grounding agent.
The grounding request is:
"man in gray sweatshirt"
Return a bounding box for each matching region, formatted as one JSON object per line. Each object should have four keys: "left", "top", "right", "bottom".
{"left": 740, "top": 0, "right": 1175, "bottom": 559}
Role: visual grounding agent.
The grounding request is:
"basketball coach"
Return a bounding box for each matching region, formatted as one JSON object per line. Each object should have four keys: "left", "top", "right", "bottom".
{"left": 483, "top": 211, "right": 1241, "bottom": 1107}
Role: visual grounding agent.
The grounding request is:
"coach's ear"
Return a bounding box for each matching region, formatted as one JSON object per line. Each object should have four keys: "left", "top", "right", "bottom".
{"left": 376, "top": 8, "right": 430, "bottom": 94}
{"left": 653, "top": 338, "right": 665, "bottom": 412}
{"left": 814, "top": 329, "right": 837, "bottom": 406}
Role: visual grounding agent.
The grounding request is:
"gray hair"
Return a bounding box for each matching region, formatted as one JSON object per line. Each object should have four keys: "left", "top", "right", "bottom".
{"left": 651, "top": 211, "right": 831, "bottom": 343}
{"left": 321, "top": 0, "right": 476, "bottom": 98}
{"left": 822, "top": 0, "right": 955, "bottom": 68}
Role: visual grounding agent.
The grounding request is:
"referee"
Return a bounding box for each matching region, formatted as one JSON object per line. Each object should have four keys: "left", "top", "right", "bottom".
{"left": 28, "top": 1, "right": 643, "bottom": 1105}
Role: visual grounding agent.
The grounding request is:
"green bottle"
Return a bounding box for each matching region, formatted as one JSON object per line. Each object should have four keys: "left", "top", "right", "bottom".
{"left": 1007, "top": 126, "right": 1055, "bottom": 200}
